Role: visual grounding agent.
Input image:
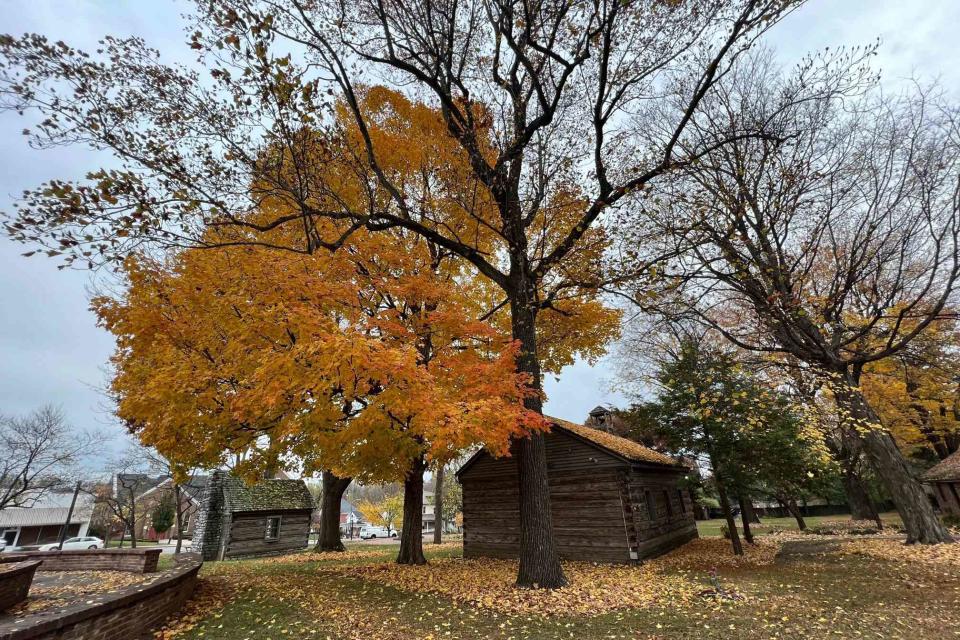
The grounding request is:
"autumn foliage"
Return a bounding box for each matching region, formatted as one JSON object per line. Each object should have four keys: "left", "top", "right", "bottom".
{"left": 92, "top": 89, "right": 618, "bottom": 495}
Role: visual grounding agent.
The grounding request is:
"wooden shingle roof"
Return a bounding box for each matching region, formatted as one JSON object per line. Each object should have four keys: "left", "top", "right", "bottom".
{"left": 221, "top": 475, "right": 315, "bottom": 513}
{"left": 457, "top": 416, "right": 684, "bottom": 479}
{"left": 920, "top": 450, "right": 960, "bottom": 483}
{"left": 548, "top": 417, "right": 683, "bottom": 468}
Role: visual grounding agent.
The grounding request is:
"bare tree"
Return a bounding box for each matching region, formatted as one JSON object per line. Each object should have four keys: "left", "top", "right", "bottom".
{"left": 142, "top": 447, "right": 204, "bottom": 554}
{"left": 1, "top": 0, "right": 804, "bottom": 586}
{"left": 89, "top": 445, "right": 154, "bottom": 549}
{"left": 618, "top": 50, "right": 959, "bottom": 542}
{"left": 0, "top": 405, "right": 100, "bottom": 511}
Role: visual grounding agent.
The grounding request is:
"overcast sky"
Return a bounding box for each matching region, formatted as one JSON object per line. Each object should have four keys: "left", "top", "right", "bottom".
{"left": 2, "top": 0, "right": 959, "bottom": 449}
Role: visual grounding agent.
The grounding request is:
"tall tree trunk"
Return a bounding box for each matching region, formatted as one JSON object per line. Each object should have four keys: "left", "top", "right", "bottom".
{"left": 835, "top": 374, "right": 952, "bottom": 543}
{"left": 510, "top": 291, "right": 567, "bottom": 588}
{"left": 782, "top": 496, "right": 807, "bottom": 531}
{"left": 737, "top": 495, "right": 755, "bottom": 544}
{"left": 174, "top": 484, "right": 184, "bottom": 554}
{"left": 715, "top": 472, "right": 743, "bottom": 556}
{"left": 316, "top": 471, "right": 352, "bottom": 552}
{"left": 741, "top": 495, "right": 760, "bottom": 524}
{"left": 433, "top": 465, "right": 444, "bottom": 545}
{"left": 842, "top": 461, "right": 882, "bottom": 528}
{"left": 397, "top": 456, "right": 427, "bottom": 565}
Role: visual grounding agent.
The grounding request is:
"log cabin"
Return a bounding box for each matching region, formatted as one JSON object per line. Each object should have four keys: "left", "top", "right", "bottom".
{"left": 921, "top": 450, "right": 960, "bottom": 516}
{"left": 192, "top": 471, "right": 314, "bottom": 560}
{"left": 456, "top": 417, "right": 698, "bottom": 563}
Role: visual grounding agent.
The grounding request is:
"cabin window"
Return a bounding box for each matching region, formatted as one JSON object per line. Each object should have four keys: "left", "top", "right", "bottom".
{"left": 663, "top": 490, "right": 673, "bottom": 518}
{"left": 644, "top": 490, "right": 656, "bottom": 520}
{"left": 677, "top": 489, "right": 686, "bottom": 513}
{"left": 265, "top": 516, "right": 281, "bottom": 541}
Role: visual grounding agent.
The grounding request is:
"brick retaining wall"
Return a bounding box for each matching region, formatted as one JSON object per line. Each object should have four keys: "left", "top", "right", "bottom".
{"left": 0, "top": 556, "right": 201, "bottom": 640}
{"left": 0, "top": 548, "right": 161, "bottom": 573}
{"left": 0, "top": 562, "right": 40, "bottom": 612}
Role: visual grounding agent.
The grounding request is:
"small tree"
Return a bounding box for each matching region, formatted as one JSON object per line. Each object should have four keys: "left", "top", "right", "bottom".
{"left": 620, "top": 330, "right": 831, "bottom": 554}
{"left": 150, "top": 495, "right": 175, "bottom": 542}
{"left": 358, "top": 494, "right": 404, "bottom": 537}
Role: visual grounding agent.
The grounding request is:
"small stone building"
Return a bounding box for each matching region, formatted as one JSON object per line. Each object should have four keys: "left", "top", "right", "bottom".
{"left": 457, "top": 417, "right": 698, "bottom": 563}
{"left": 192, "top": 471, "right": 314, "bottom": 560}
{"left": 921, "top": 450, "right": 960, "bottom": 516}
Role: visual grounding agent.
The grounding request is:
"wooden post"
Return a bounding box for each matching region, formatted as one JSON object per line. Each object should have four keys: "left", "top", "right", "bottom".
{"left": 58, "top": 481, "right": 82, "bottom": 550}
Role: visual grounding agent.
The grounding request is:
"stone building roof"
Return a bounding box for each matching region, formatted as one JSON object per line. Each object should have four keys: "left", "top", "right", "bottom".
{"left": 920, "top": 450, "right": 960, "bottom": 483}
{"left": 549, "top": 417, "right": 684, "bottom": 468}
{"left": 221, "top": 475, "right": 315, "bottom": 513}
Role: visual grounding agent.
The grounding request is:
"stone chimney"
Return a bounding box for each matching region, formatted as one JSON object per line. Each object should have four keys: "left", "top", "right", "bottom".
{"left": 192, "top": 470, "right": 226, "bottom": 561}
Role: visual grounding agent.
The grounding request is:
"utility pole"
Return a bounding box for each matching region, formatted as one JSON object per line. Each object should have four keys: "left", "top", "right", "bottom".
{"left": 58, "top": 481, "right": 82, "bottom": 550}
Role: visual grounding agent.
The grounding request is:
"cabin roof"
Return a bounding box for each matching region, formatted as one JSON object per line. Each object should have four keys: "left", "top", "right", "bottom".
{"left": 920, "top": 449, "right": 960, "bottom": 483}
{"left": 457, "top": 416, "right": 683, "bottom": 479}
{"left": 221, "top": 475, "right": 315, "bottom": 513}
{"left": 549, "top": 417, "right": 683, "bottom": 467}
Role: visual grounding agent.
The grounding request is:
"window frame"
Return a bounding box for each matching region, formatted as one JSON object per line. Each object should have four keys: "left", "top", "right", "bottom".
{"left": 264, "top": 516, "right": 282, "bottom": 542}
{"left": 644, "top": 490, "right": 656, "bottom": 520}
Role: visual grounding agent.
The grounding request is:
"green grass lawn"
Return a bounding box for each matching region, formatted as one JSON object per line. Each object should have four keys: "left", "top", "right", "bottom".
{"left": 161, "top": 532, "right": 960, "bottom": 640}
{"left": 696, "top": 512, "right": 903, "bottom": 537}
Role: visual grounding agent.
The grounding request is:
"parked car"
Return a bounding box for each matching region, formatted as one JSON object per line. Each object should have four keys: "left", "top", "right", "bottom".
{"left": 38, "top": 536, "right": 104, "bottom": 551}
{"left": 358, "top": 526, "right": 396, "bottom": 540}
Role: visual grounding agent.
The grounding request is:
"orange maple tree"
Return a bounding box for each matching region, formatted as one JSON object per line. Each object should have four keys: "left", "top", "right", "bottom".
{"left": 94, "top": 88, "right": 618, "bottom": 563}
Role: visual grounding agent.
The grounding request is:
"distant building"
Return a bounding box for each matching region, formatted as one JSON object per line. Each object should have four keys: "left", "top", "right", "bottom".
{"left": 0, "top": 491, "right": 94, "bottom": 549}
{"left": 457, "top": 417, "right": 697, "bottom": 563}
{"left": 133, "top": 475, "right": 209, "bottom": 541}
{"left": 192, "top": 471, "right": 315, "bottom": 560}
{"left": 422, "top": 491, "right": 436, "bottom": 534}
{"left": 338, "top": 497, "right": 365, "bottom": 537}
{"left": 921, "top": 450, "right": 960, "bottom": 516}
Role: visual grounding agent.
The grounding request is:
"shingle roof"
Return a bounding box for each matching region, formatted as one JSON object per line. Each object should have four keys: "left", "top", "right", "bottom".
{"left": 920, "top": 450, "right": 960, "bottom": 483}
{"left": 548, "top": 417, "right": 684, "bottom": 468}
{"left": 221, "top": 475, "right": 315, "bottom": 513}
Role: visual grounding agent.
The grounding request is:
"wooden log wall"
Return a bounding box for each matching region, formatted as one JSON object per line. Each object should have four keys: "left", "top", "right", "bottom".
{"left": 461, "top": 429, "right": 697, "bottom": 563}
{"left": 223, "top": 510, "right": 311, "bottom": 559}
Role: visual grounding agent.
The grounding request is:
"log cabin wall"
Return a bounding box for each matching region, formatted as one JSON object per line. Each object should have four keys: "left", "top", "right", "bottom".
{"left": 624, "top": 468, "right": 698, "bottom": 559}
{"left": 223, "top": 510, "right": 312, "bottom": 559}
{"left": 460, "top": 428, "right": 697, "bottom": 563}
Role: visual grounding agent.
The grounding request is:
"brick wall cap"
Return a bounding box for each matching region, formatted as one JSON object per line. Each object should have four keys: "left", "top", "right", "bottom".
{"left": 0, "top": 562, "right": 41, "bottom": 579}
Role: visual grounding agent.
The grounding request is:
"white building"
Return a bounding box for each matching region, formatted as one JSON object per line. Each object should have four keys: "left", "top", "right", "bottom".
{"left": 0, "top": 492, "right": 94, "bottom": 550}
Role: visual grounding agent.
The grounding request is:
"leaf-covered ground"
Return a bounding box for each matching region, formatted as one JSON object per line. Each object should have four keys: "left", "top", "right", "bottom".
{"left": 157, "top": 534, "right": 960, "bottom": 640}
{"left": 4, "top": 570, "right": 160, "bottom": 617}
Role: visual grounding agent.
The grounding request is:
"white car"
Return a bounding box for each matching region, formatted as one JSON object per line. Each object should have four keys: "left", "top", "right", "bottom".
{"left": 358, "top": 526, "right": 397, "bottom": 540}
{"left": 38, "top": 536, "right": 104, "bottom": 551}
